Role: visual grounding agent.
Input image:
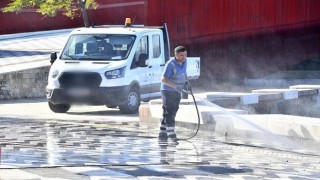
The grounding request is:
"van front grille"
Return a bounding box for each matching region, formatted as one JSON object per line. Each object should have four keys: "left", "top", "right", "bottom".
{"left": 59, "top": 72, "right": 102, "bottom": 88}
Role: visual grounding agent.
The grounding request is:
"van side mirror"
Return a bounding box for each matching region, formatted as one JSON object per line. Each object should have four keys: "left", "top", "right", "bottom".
{"left": 50, "top": 52, "right": 57, "bottom": 65}
{"left": 137, "top": 53, "right": 148, "bottom": 67}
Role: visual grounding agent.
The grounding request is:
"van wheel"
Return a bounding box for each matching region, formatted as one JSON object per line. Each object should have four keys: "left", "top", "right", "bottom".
{"left": 48, "top": 102, "right": 71, "bottom": 113}
{"left": 119, "top": 87, "right": 140, "bottom": 114}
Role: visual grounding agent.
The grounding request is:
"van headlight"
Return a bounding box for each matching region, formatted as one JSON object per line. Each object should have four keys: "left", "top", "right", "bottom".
{"left": 51, "top": 70, "right": 59, "bottom": 78}
{"left": 105, "top": 67, "right": 126, "bottom": 79}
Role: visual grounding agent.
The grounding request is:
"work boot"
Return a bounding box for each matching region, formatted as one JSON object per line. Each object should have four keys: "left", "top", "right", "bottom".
{"left": 158, "top": 133, "right": 168, "bottom": 143}
{"left": 168, "top": 138, "right": 179, "bottom": 145}
{"left": 168, "top": 135, "right": 179, "bottom": 145}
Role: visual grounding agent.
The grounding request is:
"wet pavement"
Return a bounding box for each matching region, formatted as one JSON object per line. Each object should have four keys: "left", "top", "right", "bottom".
{"left": 0, "top": 99, "right": 320, "bottom": 179}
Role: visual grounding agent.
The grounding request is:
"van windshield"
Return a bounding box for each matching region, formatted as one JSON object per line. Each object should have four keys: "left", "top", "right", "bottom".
{"left": 60, "top": 34, "right": 135, "bottom": 61}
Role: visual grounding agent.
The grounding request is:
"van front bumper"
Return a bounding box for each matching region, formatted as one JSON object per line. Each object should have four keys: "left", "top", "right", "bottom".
{"left": 47, "top": 86, "right": 129, "bottom": 105}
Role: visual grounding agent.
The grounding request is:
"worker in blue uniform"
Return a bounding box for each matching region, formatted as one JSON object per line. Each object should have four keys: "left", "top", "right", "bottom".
{"left": 159, "top": 46, "right": 188, "bottom": 144}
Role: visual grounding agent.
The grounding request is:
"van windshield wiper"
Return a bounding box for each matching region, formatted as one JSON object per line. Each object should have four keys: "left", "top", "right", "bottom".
{"left": 76, "top": 57, "right": 116, "bottom": 61}
{"left": 77, "top": 57, "right": 95, "bottom": 60}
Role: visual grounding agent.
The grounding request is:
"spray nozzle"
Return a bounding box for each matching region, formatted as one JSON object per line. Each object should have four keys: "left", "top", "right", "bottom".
{"left": 178, "top": 81, "right": 192, "bottom": 99}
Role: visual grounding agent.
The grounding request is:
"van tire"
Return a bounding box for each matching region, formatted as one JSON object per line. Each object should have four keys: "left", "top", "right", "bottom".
{"left": 119, "top": 87, "right": 140, "bottom": 114}
{"left": 48, "top": 102, "right": 71, "bottom": 113}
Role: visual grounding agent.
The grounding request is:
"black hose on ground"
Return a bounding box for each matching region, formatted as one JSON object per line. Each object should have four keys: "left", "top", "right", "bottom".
{"left": 177, "top": 80, "right": 201, "bottom": 141}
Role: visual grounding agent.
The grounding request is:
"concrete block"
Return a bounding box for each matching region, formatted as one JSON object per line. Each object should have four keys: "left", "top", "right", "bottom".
{"left": 207, "top": 92, "right": 258, "bottom": 105}
{"left": 297, "top": 89, "right": 318, "bottom": 97}
{"left": 254, "top": 93, "right": 282, "bottom": 101}
{"left": 240, "top": 94, "right": 259, "bottom": 105}
{"left": 252, "top": 89, "right": 298, "bottom": 100}
{"left": 290, "top": 85, "right": 320, "bottom": 96}
{"left": 210, "top": 97, "right": 240, "bottom": 107}
{"left": 290, "top": 85, "right": 320, "bottom": 90}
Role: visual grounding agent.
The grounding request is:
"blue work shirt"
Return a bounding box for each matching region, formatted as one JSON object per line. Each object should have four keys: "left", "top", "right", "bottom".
{"left": 161, "top": 58, "right": 187, "bottom": 91}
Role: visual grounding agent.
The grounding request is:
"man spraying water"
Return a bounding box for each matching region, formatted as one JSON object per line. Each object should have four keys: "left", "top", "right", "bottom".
{"left": 158, "top": 46, "right": 188, "bottom": 145}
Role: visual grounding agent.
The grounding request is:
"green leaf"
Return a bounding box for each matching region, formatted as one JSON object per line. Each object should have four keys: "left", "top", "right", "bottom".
{"left": 2, "top": 0, "right": 98, "bottom": 18}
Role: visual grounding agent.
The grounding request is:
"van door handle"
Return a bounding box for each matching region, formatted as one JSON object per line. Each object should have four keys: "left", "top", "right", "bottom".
{"left": 160, "top": 64, "right": 165, "bottom": 66}
{"left": 148, "top": 66, "right": 152, "bottom": 68}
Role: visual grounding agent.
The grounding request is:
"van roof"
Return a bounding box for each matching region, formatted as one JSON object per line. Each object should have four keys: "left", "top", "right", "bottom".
{"left": 70, "top": 26, "right": 162, "bottom": 36}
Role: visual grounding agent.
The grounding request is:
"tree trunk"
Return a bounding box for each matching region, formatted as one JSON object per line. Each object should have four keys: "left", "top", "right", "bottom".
{"left": 79, "top": 0, "right": 89, "bottom": 27}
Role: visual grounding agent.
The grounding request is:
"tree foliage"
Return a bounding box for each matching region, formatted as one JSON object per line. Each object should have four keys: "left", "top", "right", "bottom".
{"left": 2, "top": 0, "right": 98, "bottom": 18}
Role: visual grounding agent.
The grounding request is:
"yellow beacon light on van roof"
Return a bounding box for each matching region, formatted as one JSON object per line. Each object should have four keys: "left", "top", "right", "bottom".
{"left": 125, "top": 18, "right": 131, "bottom": 27}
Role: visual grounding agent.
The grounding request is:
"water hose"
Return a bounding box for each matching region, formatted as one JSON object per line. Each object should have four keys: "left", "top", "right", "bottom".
{"left": 177, "top": 81, "right": 201, "bottom": 141}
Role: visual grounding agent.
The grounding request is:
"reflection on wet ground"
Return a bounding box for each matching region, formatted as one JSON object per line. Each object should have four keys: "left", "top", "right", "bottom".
{"left": 0, "top": 118, "right": 200, "bottom": 167}
{"left": 0, "top": 118, "right": 320, "bottom": 178}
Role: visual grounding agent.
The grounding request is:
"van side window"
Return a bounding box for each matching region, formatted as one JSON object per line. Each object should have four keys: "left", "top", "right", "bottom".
{"left": 131, "top": 36, "right": 148, "bottom": 69}
{"left": 152, "top": 35, "right": 161, "bottom": 58}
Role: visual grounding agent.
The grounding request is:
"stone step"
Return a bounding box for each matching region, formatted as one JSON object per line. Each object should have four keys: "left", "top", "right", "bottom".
{"left": 252, "top": 89, "right": 299, "bottom": 100}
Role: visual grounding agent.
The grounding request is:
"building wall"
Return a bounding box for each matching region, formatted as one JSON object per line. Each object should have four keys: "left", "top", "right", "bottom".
{"left": 145, "top": 0, "right": 320, "bottom": 81}
{"left": 146, "top": 0, "right": 320, "bottom": 42}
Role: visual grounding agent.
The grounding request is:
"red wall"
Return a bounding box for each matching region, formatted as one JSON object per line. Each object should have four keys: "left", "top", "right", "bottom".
{"left": 145, "top": 0, "right": 320, "bottom": 81}
{"left": 145, "top": 0, "right": 320, "bottom": 43}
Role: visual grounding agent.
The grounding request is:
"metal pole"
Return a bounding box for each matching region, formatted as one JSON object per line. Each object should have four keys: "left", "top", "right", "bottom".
{"left": 79, "top": 0, "right": 89, "bottom": 27}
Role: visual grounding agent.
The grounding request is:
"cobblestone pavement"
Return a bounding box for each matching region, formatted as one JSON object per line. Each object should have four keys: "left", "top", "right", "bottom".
{"left": 0, "top": 99, "right": 320, "bottom": 179}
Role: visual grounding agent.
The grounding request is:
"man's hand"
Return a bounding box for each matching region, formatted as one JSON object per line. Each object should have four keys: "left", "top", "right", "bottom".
{"left": 176, "top": 85, "right": 191, "bottom": 94}
{"left": 175, "top": 85, "right": 184, "bottom": 93}
{"left": 184, "top": 81, "right": 190, "bottom": 90}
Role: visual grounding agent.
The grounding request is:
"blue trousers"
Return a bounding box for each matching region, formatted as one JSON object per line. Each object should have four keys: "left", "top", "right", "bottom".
{"left": 159, "top": 90, "right": 181, "bottom": 138}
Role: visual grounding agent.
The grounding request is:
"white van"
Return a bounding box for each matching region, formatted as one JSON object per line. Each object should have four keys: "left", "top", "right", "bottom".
{"left": 46, "top": 20, "right": 200, "bottom": 114}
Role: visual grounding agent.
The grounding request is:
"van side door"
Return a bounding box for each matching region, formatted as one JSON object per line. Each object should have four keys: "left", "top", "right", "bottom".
{"left": 130, "top": 35, "right": 151, "bottom": 100}
{"left": 148, "top": 32, "right": 164, "bottom": 99}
